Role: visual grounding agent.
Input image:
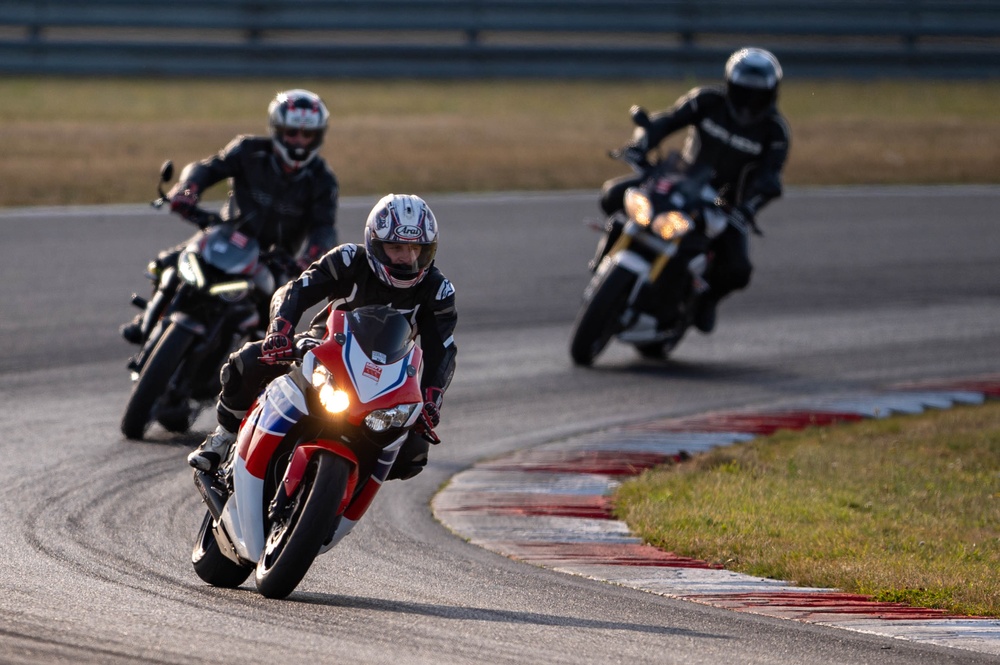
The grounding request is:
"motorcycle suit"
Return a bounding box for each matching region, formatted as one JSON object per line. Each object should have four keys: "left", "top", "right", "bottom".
{"left": 126, "top": 135, "right": 340, "bottom": 343}
{"left": 599, "top": 86, "right": 790, "bottom": 311}
{"left": 215, "top": 243, "right": 458, "bottom": 479}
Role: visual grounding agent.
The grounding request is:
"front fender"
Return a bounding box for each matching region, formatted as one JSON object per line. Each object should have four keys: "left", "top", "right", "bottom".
{"left": 589, "top": 249, "right": 650, "bottom": 304}
{"left": 168, "top": 311, "right": 208, "bottom": 338}
{"left": 282, "top": 442, "right": 359, "bottom": 513}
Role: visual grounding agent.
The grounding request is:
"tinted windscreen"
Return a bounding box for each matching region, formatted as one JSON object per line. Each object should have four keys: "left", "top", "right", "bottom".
{"left": 347, "top": 305, "right": 415, "bottom": 364}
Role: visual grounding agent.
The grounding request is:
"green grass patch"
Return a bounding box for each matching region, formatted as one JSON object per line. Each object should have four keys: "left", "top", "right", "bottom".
{"left": 614, "top": 401, "right": 1000, "bottom": 617}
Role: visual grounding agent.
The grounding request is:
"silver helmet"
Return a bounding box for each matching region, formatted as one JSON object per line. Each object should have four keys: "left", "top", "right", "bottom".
{"left": 364, "top": 194, "right": 439, "bottom": 289}
{"left": 267, "top": 89, "right": 329, "bottom": 169}
{"left": 724, "top": 48, "right": 782, "bottom": 125}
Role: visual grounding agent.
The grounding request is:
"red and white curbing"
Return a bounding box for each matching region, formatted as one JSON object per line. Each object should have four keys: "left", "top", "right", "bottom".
{"left": 432, "top": 376, "right": 1000, "bottom": 656}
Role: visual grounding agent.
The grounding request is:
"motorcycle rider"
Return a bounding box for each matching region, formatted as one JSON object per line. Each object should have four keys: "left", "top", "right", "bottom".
{"left": 121, "top": 88, "right": 340, "bottom": 343}
{"left": 599, "top": 47, "right": 790, "bottom": 333}
{"left": 187, "top": 193, "right": 458, "bottom": 482}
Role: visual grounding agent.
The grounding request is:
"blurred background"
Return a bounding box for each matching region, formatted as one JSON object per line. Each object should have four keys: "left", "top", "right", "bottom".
{"left": 1, "top": 0, "right": 998, "bottom": 208}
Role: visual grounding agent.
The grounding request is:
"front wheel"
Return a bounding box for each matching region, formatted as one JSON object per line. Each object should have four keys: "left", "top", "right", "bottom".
{"left": 121, "top": 322, "right": 195, "bottom": 440}
{"left": 569, "top": 265, "right": 636, "bottom": 366}
{"left": 191, "top": 511, "right": 253, "bottom": 588}
{"left": 255, "top": 451, "right": 350, "bottom": 599}
{"left": 635, "top": 326, "right": 687, "bottom": 361}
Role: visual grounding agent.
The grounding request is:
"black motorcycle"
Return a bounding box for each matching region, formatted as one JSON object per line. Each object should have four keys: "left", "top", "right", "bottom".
{"left": 570, "top": 106, "right": 733, "bottom": 366}
{"left": 121, "top": 161, "right": 292, "bottom": 440}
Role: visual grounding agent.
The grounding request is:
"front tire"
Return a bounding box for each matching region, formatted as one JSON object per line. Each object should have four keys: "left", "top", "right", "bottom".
{"left": 255, "top": 452, "right": 350, "bottom": 599}
{"left": 191, "top": 511, "right": 253, "bottom": 588}
{"left": 635, "top": 326, "right": 687, "bottom": 361}
{"left": 121, "top": 322, "right": 195, "bottom": 440}
{"left": 569, "top": 265, "right": 636, "bottom": 366}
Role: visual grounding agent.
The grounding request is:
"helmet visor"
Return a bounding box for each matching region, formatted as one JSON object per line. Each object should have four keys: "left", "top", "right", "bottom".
{"left": 726, "top": 83, "right": 776, "bottom": 124}
{"left": 371, "top": 239, "right": 437, "bottom": 280}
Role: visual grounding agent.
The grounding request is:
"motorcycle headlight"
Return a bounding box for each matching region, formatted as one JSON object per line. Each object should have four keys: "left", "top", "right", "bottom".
{"left": 624, "top": 188, "right": 653, "bottom": 227}
{"left": 208, "top": 280, "right": 252, "bottom": 302}
{"left": 365, "top": 404, "right": 421, "bottom": 432}
{"left": 311, "top": 365, "right": 350, "bottom": 414}
{"left": 177, "top": 250, "right": 205, "bottom": 287}
{"left": 650, "top": 211, "right": 693, "bottom": 241}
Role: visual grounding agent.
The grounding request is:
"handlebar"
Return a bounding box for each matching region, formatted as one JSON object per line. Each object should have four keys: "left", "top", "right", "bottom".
{"left": 150, "top": 193, "right": 222, "bottom": 230}
{"left": 150, "top": 158, "right": 222, "bottom": 229}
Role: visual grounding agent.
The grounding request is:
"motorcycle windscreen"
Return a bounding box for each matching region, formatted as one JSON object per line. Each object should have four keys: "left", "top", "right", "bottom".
{"left": 345, "top": 305, "right": 415, "bottom": 365}
{"left": 199, "top": 224, "right": 261, "bottom": 275}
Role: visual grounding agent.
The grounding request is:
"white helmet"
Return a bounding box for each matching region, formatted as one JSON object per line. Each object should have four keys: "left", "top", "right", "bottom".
{"left": 364, "top": 194, "right": 439, "bottom": 289}
{"left": 267, "top": 89, "right": 329, "bottom": 170}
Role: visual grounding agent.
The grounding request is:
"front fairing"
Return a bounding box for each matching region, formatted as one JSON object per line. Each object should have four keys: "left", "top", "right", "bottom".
{"left": 219, "top": 305, "right": 424, "bottom": 563}
{"left": 197, "top": 224, "right": 260, "bottom": 275}
{"left": 177, "top": 224, "right": 261, "bottom": 301}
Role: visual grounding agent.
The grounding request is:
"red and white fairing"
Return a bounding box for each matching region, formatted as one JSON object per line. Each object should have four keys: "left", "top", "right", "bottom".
{"left": 220, "top": 309, "right": 424, "bottom": 563}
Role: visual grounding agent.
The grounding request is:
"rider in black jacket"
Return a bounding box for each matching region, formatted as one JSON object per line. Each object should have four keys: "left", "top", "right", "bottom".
{"left": 121, "top": 89, "right": 339, "bottom": 343}
{"left": 188, "top": 194, "right": 458, "bottom": 482}
{"left": 600, "top": 47, "right": 791, "bottom": 333}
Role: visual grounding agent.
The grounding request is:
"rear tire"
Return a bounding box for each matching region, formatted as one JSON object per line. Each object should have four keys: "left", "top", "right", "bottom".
{"left": 121, "top": 323, "right": 195, "bottom": 440}
{"left": 569, "top": 265, "right": 635, "bottom": 366}
{"left": 255, "top": 452, "right": 350, "bottom": 599}
{"left": 191, "top": 511, "right": 253, "bottom": 588}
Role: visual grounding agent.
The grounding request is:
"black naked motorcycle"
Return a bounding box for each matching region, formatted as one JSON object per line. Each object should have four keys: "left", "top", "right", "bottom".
{"left": 570, "top": 106, "right": 732, "bottom": 366}
{"left": 121, "top": 161, "right": 293, "bottom": 440}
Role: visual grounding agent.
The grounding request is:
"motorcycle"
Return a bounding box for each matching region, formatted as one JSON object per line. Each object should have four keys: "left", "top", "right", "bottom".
{"left": 121, "top": 161, "right": 293, "bottom": 440}
{"left": 190, "top": 304, "right": 433, "bottom": 599}
{"left": 569, "top": 106, "right": 732, "bottom": 366}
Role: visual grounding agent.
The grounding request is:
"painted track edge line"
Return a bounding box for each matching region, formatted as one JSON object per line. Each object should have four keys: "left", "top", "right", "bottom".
{"left": 432, "top": 374, "right": 1000, "bottom": 657}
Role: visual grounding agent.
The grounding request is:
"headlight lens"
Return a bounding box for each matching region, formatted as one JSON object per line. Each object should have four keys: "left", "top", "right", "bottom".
{"left": 208, "top": 280, "right": 252, "bottom": 302}
{"left": 624, "top": 188, "right": 653, "bottom": 226}
{"left": 650, "top": 211, "right": 693, "bottom": 241}
{"left": 365, "top": 404, "right": 420, "bottom": 432}
{"left": 312, "top": 365, "right": 350, "bottom": 414}
{"left": 177, "top": 250, "right": 205, "bottom": 287}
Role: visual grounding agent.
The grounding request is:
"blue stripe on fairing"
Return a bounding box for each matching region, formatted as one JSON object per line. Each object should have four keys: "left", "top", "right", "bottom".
{"left": 259, "top": 380, "right": 306, "bottom": 435}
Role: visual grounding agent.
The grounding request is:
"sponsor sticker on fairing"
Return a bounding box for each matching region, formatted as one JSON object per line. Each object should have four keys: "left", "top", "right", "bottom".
{"left": 363, "top": 362, "right": 383, "bottom": 381}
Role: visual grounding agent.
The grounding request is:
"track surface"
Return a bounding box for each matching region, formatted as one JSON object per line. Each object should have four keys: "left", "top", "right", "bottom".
{"left": 2, "top": 187, "right": 999, "bottom": 664}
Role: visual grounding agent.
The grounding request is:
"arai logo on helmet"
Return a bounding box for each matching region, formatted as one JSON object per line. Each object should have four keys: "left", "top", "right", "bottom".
{"left": 395, "top": 225, "right": 423, "bottom": 240}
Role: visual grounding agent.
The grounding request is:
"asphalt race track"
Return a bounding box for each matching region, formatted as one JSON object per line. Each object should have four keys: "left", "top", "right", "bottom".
{"left": 2, "top": 186, "right": 999, "bottom": 664}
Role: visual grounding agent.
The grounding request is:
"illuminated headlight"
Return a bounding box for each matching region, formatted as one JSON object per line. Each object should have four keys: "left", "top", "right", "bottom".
{"left": 311, "top": 365, "right": 350, "bottom": 414}
{"left": 177, "top": 250, "right": 205, "bottom": 287}
{"left": 208, "top": 280, "right": 252, "bottom": 302}
{"left": 624, "top": 188, "right": 653, "bottom": 226}
{"left": 365, "top": 404, "right": 420, "bottom": 432}
{"left": 650, "top": 211, "right": 693, "bottom": 241}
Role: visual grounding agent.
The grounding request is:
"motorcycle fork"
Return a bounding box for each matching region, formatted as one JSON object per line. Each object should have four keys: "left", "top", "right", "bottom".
{"left": 128, "top": 278, "right": 185, "bottom": 373}
{"left": 268, "top": 437, "right": 360, "bottom": 523}
{"left": 139, "top": 270, "right": 179, "bottom": 340}
{"left": 163, "top": 313, "right": 227, "bottom": 404}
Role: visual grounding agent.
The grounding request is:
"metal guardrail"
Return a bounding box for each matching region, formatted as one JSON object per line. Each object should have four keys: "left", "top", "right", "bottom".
{"left": 1, "top": 0, "right": 998, "bottom": 78}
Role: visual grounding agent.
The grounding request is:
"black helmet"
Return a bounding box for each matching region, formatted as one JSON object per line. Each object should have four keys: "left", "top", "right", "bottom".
{"left": 267, "top": 89, "right": 329, "bottom": 170}
{"left": 724, "top": 48, "right": 782, "bottom": 126}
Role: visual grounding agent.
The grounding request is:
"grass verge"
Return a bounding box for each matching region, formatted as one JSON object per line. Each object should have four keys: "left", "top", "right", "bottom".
{"left": 1, "top": 77, "right": 999, "bottom": 207}
{"left": 614, "top": 401, "right": 1000, "bottom": 617}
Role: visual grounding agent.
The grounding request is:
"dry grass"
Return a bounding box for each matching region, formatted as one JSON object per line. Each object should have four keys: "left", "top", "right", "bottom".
{"left": 1, "top": 77, "right": 999, "bottom": 207}
{"left": 614, "top": 402, "right": 1000, "bottom": 617}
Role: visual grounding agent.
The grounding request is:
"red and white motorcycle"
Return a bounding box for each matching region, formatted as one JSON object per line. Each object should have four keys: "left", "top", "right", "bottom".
{"left": 191, "top": 304, "right": 432, "bottom": 599}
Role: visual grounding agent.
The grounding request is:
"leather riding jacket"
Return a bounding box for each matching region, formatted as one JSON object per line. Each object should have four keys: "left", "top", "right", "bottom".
{"left": 271, "top": 244, "right": 458, "bottom": 394}
{"left": 644, "top": 86, "right": 790, "bottom": 217}
{"left": 179, "top": 135, "right": 338, "bottom": 259}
